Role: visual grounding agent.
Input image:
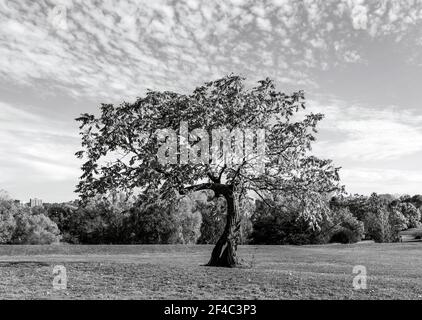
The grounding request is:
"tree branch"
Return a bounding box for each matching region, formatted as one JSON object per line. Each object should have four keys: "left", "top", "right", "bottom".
{"left": 179, "top": 183, "right": 232, "bottom": 198}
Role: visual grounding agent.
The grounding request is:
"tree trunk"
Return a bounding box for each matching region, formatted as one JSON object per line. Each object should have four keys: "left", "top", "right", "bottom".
{"left": 206, "top": 189, "right": 241, "bottom": 267}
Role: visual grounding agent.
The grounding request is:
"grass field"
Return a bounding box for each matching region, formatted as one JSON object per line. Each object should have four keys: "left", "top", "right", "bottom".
{"left": 1, "top": 243, "right": 422, "bottom": 300}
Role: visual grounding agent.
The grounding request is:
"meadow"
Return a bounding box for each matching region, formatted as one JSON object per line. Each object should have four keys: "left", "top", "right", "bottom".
{"left": 1, "top": 243, "right": 422, "bottom": 300}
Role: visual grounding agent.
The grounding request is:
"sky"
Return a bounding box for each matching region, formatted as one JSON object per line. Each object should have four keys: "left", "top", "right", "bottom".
{"left": 0, "top": 0, "right": 422, "bottom": 202}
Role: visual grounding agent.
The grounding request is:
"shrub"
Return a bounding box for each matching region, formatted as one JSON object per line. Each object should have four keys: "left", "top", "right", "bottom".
{"left": 0, "top": 204, "right": 16, "bottom": 243}
{"left": 23, "top": 214, "right": 61, "bottom": 244}
{"left": 12, "top": 209, "right": 61, "bottom": 244}
{"left": 46, "top": 204, "right": 74, "bottom": 233}
{"left": 363, "top": 194, "right": 407, "bottom": 243}
{"left": 330, "top": 228, "right": 357, "bottom": 244}
{"left": 123, "top": 200, "right": 179, "bottom": 244}
{"left": 396, "top": 202, "right": 421, "bottom": 229}
{"left": 330, "top": 195, "right": 368, "bottom": 221}
{"left": 63, "top": 193, "right": 134, "bottom": 244}
{"left": 46, "top": 204, "right": 79, "bottom": 243}
{"left": 328, "top": 208, "right": 364, "bottom": 244}
{"left": 249, "top": 199, "right": 326, "bottom": 245}
{"left": 0, "top": 199, "right": 16, "bottom": 243}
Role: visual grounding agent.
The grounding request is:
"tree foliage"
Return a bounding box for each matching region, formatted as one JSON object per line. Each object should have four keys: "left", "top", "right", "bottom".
{"left": 329, "top": 208, "right": 364, "bottom": 244}
{"left": 76, "top": 75, "right": 341, "bottom": 223}
{"left": 362, "top": 194, "right": 407, "bottom": 243}
{"left": 0, "top": 198, "right": 61, "bottom": 244}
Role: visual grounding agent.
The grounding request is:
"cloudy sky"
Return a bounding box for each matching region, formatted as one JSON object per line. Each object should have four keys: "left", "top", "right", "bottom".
{"left": 1, "top": 0, "right": 422, "bottom": 202}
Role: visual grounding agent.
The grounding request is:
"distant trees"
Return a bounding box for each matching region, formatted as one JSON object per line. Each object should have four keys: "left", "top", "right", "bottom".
{"left": 12, "top": 212, "right": 61, "bottom": 244}
{"left": 249, "top": 197, "right": 326, "bottom": 245}
{"left": 248, "top": 191, "right": 422, "bottom": 245}
{"left": 0, "top": 200, "right": 16, "bottom": 243}
{"left": 67, "top": 194, "right": 134, "bottom": 244}
{"left": 45, "top": 203, "right": 77, "bottom": 242}
{"left": 409, "top": 195, "right": 422, "bottom": 209}
{"left": 1, "top": 187, "right": 421, "bottom": 246}
{"left": 332, "top": 193, "right": 421, "bottom": 243}
{"left": 392, "top": 200, "right": 421, "bottom": 229}
{"left": 329, "top": 208, "right": 364, "bottom": 244}
{"left": 124, "top": 200, "right": 179, "bottom": 244}
{"left": 0, "top": 197, "right": 60, "bottom": 244}
{"left": 249, "top": 195, "right": 364, "bottom": 245}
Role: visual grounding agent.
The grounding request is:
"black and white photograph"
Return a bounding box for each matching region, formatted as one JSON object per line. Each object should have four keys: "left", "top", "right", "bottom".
{"left": 1, "top": 0, "right": 422, "bottom": 308}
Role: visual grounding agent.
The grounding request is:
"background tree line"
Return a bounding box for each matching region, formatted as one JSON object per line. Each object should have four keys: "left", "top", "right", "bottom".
{"left": 1, "top": 189, "right": 421, "bottom": 245}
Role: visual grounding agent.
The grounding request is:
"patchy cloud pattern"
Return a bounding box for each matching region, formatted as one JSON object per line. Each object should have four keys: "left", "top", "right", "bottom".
{"left": 0, "top": 0, "right": 422, "bottom": 201}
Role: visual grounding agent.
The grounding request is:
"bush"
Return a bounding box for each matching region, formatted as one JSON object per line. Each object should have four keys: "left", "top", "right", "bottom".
{"left": 46, "top": 204, "right": 75, "bottom": 233}
{"left": 328, "top": 208, "right": 364, "bottom": 244}
{"left": 123, "top": 200, "right": 179, "bottom": 244}
{"left": 396, "top": 202, "right": 421, "bottom": 229}
{"left": 0, "top": 198, "right": 16, "bottom": 243}
{"left": 249, "top": 199, "right": 326, "bottom": 245}
{"left": 0, "top": 197, "right": 61, "bottom": 244}
{"left": 12, "top": 209, "right": 61, "bottom": 244}
{"left": 0, "top": 204, "right": 16, "bottom": 243}
{"left": 61, "top": 193, "right": 134, "bottom": 244}
{"left": 22, "top": 214, "right": 61, "bottom": 244}
{"left": 363, "top": 194, "right": 407, "bottom": 243}
{"left": 46, "top": 204, "right": 79, "bottom": 243}
{"left": 330, "top": 229, "right": 357, "bottom": 244}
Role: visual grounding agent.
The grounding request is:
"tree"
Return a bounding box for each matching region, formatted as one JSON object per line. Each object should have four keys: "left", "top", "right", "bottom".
{"left": 329, "top": 208, "right": 364, "bottom": 244}
{"left": 410, "top": 195, "right": 422, "bottom": 209}
{"left": 65, "top": 193, "right": 133, "bottom": 244}
{"left": 46, "top": 203, "right": 78, "bottom": 242}
{"left": 250, "top": 197, "right": 327, "bottom": 245}
{"left": 363, "top": 193, "right": 407, "bottom": 243}
{"left": 124, "top": 195, "right": 179, "bottom": 244}
{"left": 0, "top": 198, "right": 17, "bottom": 243}
{"left": 8, "top": 205, "right": 61, "bottom": 245}
{"left": 196, "top": 197, "right": 226, "bottom": 244}
{"left": 17, "top": 214, "right": 61, "bottom": 244}
{"left": 330, "top": 194, "right": 369, "bottom": 221}
{"left": 76, "top": 75, "right": 341, "bottom": 267}
{"left": 395, "top": 202, "right": 421, "bottom": 229}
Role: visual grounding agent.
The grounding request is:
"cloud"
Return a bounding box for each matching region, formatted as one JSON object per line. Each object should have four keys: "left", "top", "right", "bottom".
{"left": 1, "top": 1, "right": 422, "bottom": 200}
{"left": 0, "top": 0, "right": 421, "bottom": 103}
{"left": 0, "top": 101, "right": 80, "bottom": 186}
{"left": 343, "top": 50, "right": 362, "bottom": 63}
{"left": 341, "top": 167, "right": 422, "bottom": 195}
{"left": 309, "top": 100, "right": 422, "bottom": 161}
{"left": 302, "top": 98, "right": 422, "bottom": 195}
{"left": 349, "top": 1, "right": 368, "bottom": 30}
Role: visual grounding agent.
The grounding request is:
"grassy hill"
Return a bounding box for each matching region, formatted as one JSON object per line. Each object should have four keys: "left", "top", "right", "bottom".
{"left": 1, "top": 243, "right": 422, "bottom": 299}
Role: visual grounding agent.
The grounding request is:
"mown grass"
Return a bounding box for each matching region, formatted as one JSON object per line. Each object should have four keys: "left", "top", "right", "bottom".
{"left": 1, "top": 243, "right": 422, "bottom": 299}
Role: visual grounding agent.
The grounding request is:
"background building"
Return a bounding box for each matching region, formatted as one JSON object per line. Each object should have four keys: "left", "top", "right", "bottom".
{"left": 30, "top": 198, "right": 43, "bottom": 207}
